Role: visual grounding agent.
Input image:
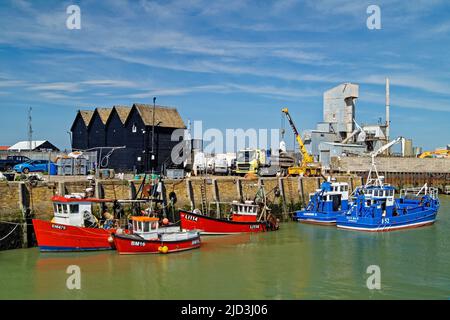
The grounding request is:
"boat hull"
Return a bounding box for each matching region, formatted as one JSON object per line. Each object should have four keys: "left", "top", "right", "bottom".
{"left": 32, "top": 219, "right": 114, "bottom": 252}
{"left": 336, "top": 209, "right": 437, "bottom": 232}
{"left": 294, "top": 210, "right": 342, "bottom": 225}
{"left": 113, "top": 233, "right": 201, "bottom": 254}
{"left": 180, "top": 210, "right": 270, "bottom": 235}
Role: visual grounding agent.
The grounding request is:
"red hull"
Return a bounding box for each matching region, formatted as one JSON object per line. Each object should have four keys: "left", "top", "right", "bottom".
{"left": 180, "top": 210, "right": 270, "bottom": 234}
{"left": 32, "top": 219, "right": 115, "bottom": 252}
{"left": 113, "top": 233, "right": 201, "bottom": 254}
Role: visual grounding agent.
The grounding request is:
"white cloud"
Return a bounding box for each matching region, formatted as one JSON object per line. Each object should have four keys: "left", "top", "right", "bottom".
{"left": 81, "top": 80, "right": 138, "bottom": 88}
{"left": 28, "top": 82, "right": 82, "bottom": 92}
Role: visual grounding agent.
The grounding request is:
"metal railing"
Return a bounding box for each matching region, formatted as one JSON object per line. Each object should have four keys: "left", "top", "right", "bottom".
{"left": 400, "top": 183, "right": 439, "bottom": 199}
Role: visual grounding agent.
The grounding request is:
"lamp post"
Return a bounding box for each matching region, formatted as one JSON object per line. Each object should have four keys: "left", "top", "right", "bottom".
{"left": 142, "top": 128, "right": 146, "bottom": 173}
{"left": 151, "top": 97, "right": 156, "bottom": 173}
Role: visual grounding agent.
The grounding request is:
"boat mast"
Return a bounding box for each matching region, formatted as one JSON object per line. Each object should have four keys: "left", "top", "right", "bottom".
{"left": 366, "top": 136, "right": 405, "bottom": 187}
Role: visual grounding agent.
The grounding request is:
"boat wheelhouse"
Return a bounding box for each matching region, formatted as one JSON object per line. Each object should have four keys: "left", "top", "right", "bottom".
{"left": 113, "top": 216, "right": 201, "bottom": 254}
{"left": 293, "top": 180, "right": 349, "bottom": 225}
{"left": 32, "top": 194, "right": 122, "bottom": 252}
{"left": 230, "top": 200, "right": 259, "bottom": 222}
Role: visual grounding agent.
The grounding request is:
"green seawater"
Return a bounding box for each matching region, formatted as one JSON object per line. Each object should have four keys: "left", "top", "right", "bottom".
{"left": 1, "top": 196, "right": 449, "bottom": 299}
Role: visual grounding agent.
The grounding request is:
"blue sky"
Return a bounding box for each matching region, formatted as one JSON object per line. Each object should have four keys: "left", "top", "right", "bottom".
{"left": 0, "top": 0, "right": 449, "bottom": 151}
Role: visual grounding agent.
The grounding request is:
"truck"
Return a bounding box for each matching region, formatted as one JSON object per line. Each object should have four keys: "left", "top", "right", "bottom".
{"left": 0, "top": 155, "right": 31, "bottom": 172}
{"left": 235, "top": 148, "right": 294, "bottom": 176}
{"left": 212, "top": 154, "right": 228, "bottom": 175}
{"left": 235, "top": 149, "right": 266, "bottom": 175}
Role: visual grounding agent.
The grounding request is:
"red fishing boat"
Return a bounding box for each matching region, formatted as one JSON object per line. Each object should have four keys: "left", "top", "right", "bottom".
{"left": 32, "top": 194, "right": 124, "bottom": 252}
{"left": 113, "top": 216, "right": 201, "bottom": 254}
{"left": 180, "top": 200, "right": 279, "bottom": 235}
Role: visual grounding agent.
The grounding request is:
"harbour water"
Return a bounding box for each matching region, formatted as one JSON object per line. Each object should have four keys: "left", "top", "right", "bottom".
{"left": 0, "top": 196, "right": 449, "bottom": 300}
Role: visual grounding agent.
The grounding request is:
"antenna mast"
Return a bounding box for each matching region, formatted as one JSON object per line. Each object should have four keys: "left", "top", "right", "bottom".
{"left": 28, "top": 107, "right": 33, "bottom": 150}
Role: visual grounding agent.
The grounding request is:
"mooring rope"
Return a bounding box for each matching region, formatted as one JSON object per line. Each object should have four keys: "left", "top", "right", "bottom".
{"left": 0, "top": 224, "right": 19, "bottom": 242}
{"left": 0, "top": 220, "right": 32, "bottom": 226}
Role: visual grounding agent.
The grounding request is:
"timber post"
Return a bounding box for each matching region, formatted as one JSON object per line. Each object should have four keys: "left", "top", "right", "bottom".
{"left": 18, "top": 182, "right": 30, "bottom": 248}
{"left": 95, "top": 181, "right": 105, "bottom": 212}
{"left": 236, "top": 179, "right": 243, "bottom": 203}
{"left": 186, "top": 179, "right": 195, "bottom": 211}
{"left": 57, "top": 181, "right": 66, "bottom": 196}
{"left": 278, "top": 178, "right": 289, "bottom": 221}
{"left": 298, "top": 176, "right": 305, "bottom": 208}
{"left": 212, "top": 179, "right": 221, "bottom": 218}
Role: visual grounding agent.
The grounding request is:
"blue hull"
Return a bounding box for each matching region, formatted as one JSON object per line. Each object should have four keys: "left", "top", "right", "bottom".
{"left": 294, "top": 210, "right": 345, "bottom": 225}
{"left": 39, "top": 246, "right": 113, "bottom": 252}
{"left": 336, "top": 209, "right": 437, "bottom": 232}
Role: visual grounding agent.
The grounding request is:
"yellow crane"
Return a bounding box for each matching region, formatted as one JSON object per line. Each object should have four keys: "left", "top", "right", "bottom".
{"left": 418, "top": 149, "right": 449, "bottom": 158}
{"left": 281, "top": 108, "right": 322, "bottom": 176}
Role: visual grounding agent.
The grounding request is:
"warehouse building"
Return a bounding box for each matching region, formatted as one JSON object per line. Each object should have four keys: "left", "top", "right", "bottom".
{"left": 71, "top": 103, "right": 186, "bottom": 173}
{"left": 8, "top": 140, "right": 60, "bottom": 152}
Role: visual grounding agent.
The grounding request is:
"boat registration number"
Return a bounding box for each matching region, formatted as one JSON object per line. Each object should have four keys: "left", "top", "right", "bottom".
{"left": 185, "top": 214, "right": 198, "bottom": 222}
{"left": 131, "top": 241, "right": 145, "bottom": 247}
{"left": 250, "top": 225, "right": 260, "bottom": 229}
{"left": 51, "top": 224, "right": 66, "bottom": 230}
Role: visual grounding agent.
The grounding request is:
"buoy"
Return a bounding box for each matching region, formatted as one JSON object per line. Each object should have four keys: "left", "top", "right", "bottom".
{"left": 158, "top": 246, "right": 163, "bottom": 252}
{"left": 107, "top": 236, "right": 114, "bottom": 243}
{"left": 162, "top": 218, "right": 169, "bottom": 225}
{"left": 116, "top": 228, "right": 123, "bottom": 235}
{"left": 160, "top": 246, "right": 169, "bottom": 254}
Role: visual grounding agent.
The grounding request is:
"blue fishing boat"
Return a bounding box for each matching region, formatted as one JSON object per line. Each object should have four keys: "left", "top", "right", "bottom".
{"left": 336, "top": 183, "right": 439, "bottom": 231}
{"left": 337, "top": 136, "right": 440, "bottom": 231}
{"left": 293, "top": 179, "right": 350, "bottom": 225}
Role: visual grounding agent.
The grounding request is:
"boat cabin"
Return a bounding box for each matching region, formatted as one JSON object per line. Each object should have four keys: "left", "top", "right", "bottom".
{"left": 309, "top": 181, "right": 350, "bottom": 212}
{"left": 231, "top": 200, "right": 258, "bottom": 222}
{"left": 51, "top": 194, "right": 115, "bottom": 227}
{"left": 52, "top": 195, "right": 100, "bottom": 227}
{"left": 356, "top": 185, "right": 396, "bottom": 217}
{"left": 131, "top": 216, "right": 160, "bottom": 240}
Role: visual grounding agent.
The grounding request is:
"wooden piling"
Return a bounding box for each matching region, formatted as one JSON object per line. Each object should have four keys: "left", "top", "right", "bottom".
{"left": 236, "top": 179, "right": 243, "bottom": 203}
{"left": 128, "top": 181, "right": 137, "bottom": 199}
{"left": 95, "top": 181, "right": 105, "bottom": 212}
{"left": 18, "top": 182, "right": 30, "bottom": 248}
{"left": 350, "top": 177, "right": 354, "bottom": 193}
{"left": 186, "top": 179, "right": 195, "bottom": 211}
{"left": 212, "top": 179, "right": 221, "bottom": 218}
{"left": 298, "top": 176, "right": 305, "bottom": 208}
{"left": 57, "top": 181, "right": 66, "bottom": 196}
{"left": 278, "top": 178, "right": 289, "bottom": 221}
